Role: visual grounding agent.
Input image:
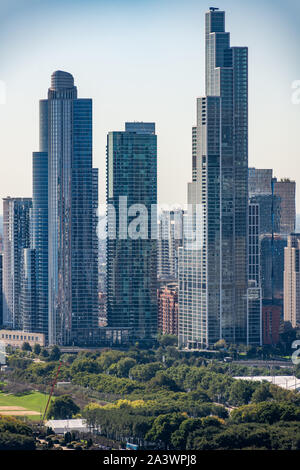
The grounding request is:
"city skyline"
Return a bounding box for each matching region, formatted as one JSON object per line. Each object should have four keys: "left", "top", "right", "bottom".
{"left": 0, "top": 0, "right": 299, "bottom": 210}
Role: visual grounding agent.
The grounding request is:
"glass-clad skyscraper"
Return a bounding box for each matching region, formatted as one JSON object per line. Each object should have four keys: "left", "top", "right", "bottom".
{"left": 106, "top": 122, "right": 157, "bottom": 343}
{"left": 179, "top": 9, "right": 249, "bottom": 348}
{"left": 31, "top": 148, "right": 48, "bottom": 337}
{"left": 3, "top": 197, "right": 32, "bottom": 329}
{"left": 41, "top": 71, "right": 99, "bottom": 345}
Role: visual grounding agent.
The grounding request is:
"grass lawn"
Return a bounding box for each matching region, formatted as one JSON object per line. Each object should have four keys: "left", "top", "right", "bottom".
{"left": 0, "top": 390, "right": 51, "bottom": 421}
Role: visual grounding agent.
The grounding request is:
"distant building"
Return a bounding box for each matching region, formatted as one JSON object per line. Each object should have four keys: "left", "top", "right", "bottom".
{"left": 0, "top": 254, "right": 3, "bottom": 327}
{"left": 249, "top": 194, "right": 281, "bottom": 235}
{"left": 72, "top": 327, "right": 133, "bottom": 347}
{"left": 284, "top": 233, "right": 300, "bottom": 327}
{"left": 158, "top": 210, "right": 183, "bottom": 280}
{"left": 3, "top": 197, "right": 32, "bottom": 329}
{"left": 31, "top": 149, "right": 48, "bottom": 338}
{"left": 248, "top": 168, "right": 281, "bottom": 235}
{"left": 233, "top": 376, "right": 300, "bottom": 392}
{"left": 248, "top": 168, "right": 273, "bottom": 196}
{"left": 247, "top": 203, "right": 262, "bottom": 345}
{"left": 0, "top": 329, "right": 45, "bottom": 348}
{"left": 273, "top": 179, "right": 296, "bottom": 235}
{"left": 98, "top": 292, "right": 107, "bottom": 327}
{"left": 158, "top": 282, "right": 178, "bottom": 336}
{"left": 260, "top": 234, "right": 287, "bottom": 302}
{"left": 45, "top": 419, "right": 88, "bottom": 435}
{"left": 20, "top": 248, "right": 36, "bottom": 333}
{"left": 262, "top": 302, "right": 281, "bottom": 345}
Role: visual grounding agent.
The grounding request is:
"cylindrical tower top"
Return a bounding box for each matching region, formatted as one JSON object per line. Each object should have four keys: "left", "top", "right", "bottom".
{"left": 50, "top": 70, "right": 74, "bottom": 90}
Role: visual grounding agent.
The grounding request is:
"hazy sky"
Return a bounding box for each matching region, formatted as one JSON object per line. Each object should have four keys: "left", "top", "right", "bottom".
{"left": 0, "top": 0, "right": 299, "bottom": 211}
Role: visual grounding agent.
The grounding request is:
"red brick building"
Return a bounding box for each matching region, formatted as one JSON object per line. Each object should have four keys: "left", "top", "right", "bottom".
{"left": 157, "top": 283, "right": 178, "bottom": 335}
{"left": 262, "top": 303, "right": 281, "bottom": 345}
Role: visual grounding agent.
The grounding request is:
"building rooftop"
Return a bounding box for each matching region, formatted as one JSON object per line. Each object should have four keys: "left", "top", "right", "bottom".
{"left": 234, "top": 376, "right": 300, "bottom": 392}
{"left": 50, "top": 70, "right": 74, "bottom": 91}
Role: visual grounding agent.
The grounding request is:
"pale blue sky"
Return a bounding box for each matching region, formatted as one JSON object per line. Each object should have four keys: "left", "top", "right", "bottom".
{"left": 0, "top": 0, "right": 299, "bottom": 209}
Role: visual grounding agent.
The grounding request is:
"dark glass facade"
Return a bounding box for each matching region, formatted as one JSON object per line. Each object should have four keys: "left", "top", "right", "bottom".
{"left": 261, "top": 234, "right": 287, "bottom": 302}
{"left": 106, "top": 123, "right": 157, "bottom": 343}
{"left": 20, "top": 248, "right": 36, "bottom": 332}
{"left": 32, "top": 151, "right": 48, "bottom": 337}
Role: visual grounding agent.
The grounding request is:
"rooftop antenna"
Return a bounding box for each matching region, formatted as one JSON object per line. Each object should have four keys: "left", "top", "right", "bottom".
{"left": 209, "top": 7, "right": 220, "bottom": 11}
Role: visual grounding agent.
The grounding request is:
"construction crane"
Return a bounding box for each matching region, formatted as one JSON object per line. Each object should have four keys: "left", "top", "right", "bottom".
{"left": 41, "top": 360, "right": 63, "bottom": 423}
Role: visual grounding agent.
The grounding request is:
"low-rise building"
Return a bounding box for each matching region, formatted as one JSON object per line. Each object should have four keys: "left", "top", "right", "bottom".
{"left": 0, "top": 329, "right": 45, "bottom": 348}
{"left": 45, "top": 419, "right": 89, "bottom": 435}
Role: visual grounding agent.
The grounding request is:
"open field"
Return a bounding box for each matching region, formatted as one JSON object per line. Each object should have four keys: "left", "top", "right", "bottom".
{"left": 0, "top": 409, "right": 40, "bottom": 416}
{"left": 0, "top": 390, "right": 51, "bottom": 421}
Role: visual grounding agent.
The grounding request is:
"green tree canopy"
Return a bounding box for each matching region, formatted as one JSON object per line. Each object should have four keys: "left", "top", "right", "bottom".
{"left": 47, "top": 395, "right": 80, "bottom": 420}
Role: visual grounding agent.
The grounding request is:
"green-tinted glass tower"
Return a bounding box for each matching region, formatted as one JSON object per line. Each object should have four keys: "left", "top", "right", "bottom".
{"left": 106, "top": 123, "right": 157, "bottom": 344}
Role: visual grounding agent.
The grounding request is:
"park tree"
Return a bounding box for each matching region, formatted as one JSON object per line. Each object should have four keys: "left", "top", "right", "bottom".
{"left": 148, "top": 371, "right": 179, "bottom": 392}
{"left": 214, "top": 339, "right": 227, "bottom": 350}
{"left": 71, "top": 358, "right": 102, "bottom": 375}
{"left": 251, "top": 382, "right": 273, "bottom": 403}
{"left": 47, "top": 395, "right": 80, "bottom": 420}
{"left": 129, "top": 362, "right": 163, "bottom": 382}
{"left": 157, "top": 334, "right": 178, "bottom": 347}
{"left": 33, "top": 344, "right": 41, "bottom": 355}
{"left": 40, "top": 348, "right": 49, "bottom": 358}
{"left": 48, "top": 346, "right": 61, "bottom": 361}
{"left": 108, "top": 357, "right": 137, "bottom": 378}
{"left": 228, "top": 380, "right": 256, "bottom": 406}
{"left": 22, "top": 342, "right": 32, "bottom": 352}
{"left": 146, "top": 413, "right": 186, "bottom": 447}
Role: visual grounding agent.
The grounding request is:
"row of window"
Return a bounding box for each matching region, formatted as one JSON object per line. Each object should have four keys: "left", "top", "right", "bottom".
{"left": 1, "top": 333, "right": 40, "bottom": 341}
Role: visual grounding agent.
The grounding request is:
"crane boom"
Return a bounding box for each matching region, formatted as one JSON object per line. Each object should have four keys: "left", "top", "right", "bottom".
{"left": 42, "top": 360, "right": 63, "bottom": 422}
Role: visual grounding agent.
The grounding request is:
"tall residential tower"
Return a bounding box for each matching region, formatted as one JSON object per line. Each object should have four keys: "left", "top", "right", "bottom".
{"left": 106, "top": 122, "right": 157, "bottom": 343}
{"left": 44, "top": 71, "right": 98, "bottom": 345}
{"left": 179, "top": 9, "right": 249, "bottom": 348}
{"left": 3, "top": 197, "right": 32, "bottom": 329}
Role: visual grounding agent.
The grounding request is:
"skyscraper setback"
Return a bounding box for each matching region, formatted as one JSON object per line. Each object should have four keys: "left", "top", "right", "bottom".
{"left": 179, "top": 9, "right": 249, "bottom": 348}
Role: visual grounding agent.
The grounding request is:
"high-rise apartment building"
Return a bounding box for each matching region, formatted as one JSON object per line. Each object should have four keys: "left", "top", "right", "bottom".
{"left": 158, "top": 210, "right": 183, "bottom": 280}
{"left": 3, "top": 197, "right": 32, "bottom": 329}
{"left": 260, "top": 234, "right": 287, "bottom": 302}
{"left": 106, "top": 122, "right": 157, "bottom": 343}
{"left": 20, "top": 248, "right": 36, "bottom": 332}
{"left": 31, "top": 149, "right": 48, "bottom": 337}
{"left": 262, "top": 304, "right": 281, "bottom": 345}
{"left": 158, "top": 282, "right": 178, "bottom": 336}
{"left": 178, "top": 9, "right": 248, "bottom": 348}
{"left": 284, "top": 233, "right": 300, "bottom": 328}
{"left": 43, "top": 71, "right": 99, "bottom": 345}
{"left": 273, "top": 179, "right": 296, "bottom": 235}
{"left": 247, "top": 203, "right": 262, "bottom": 345}
{"left": 0, "top": 253, "right": 3, "bottom": 327}
{"left": 248, "top": 168, "right": 273, "bottom": 197}
{"left": 248, "top": 168, "right": 281, "bottom": 235}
